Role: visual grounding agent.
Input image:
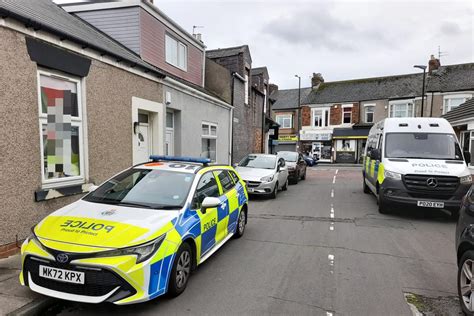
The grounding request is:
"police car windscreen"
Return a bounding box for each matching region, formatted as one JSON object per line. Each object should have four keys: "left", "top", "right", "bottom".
{"left": 385, "top": 133, "right": 462, "bottom": 160}
{"left": 84, "top": 169, "right": 195, "bottom": 209}
{"left": 239, "top": 155, "right": 276, "bottom": 169}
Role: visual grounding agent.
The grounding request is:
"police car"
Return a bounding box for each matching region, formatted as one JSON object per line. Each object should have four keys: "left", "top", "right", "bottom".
{"left": 20, "top": 156, "right": 248, "bottom": 304}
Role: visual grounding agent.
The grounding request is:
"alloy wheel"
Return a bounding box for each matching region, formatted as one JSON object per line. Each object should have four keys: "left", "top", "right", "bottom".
{"left": 238, "top": 210, "right": 246, "bottom": 234}
{"left": 176, "top": 250, "right": 191, "bottom": 289}
{"left": 460, "top": 259, "right": 474, "bottom": 312}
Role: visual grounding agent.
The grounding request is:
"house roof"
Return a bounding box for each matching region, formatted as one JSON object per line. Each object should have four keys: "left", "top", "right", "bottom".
{"left": 303, "top": 63, "right": 474, "bottom": 105}
{"left": 426, "top": 63, "right": 474, "bottom": 92}
{"left": 206, "top": 45, "right": 252, "bottom": 63}
{"left": 0, "top": 0, "right": 166, "bottom": 79}
{"left": 442, "top": 98, "right": 474, "bottom": 123}
{"left": 271, "top": 87, "right": 312, "bottom": 110}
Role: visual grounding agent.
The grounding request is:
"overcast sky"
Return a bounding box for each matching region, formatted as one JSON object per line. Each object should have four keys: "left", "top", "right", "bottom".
{"left": 156, "top": 0, "right": 473, "bottom": 89}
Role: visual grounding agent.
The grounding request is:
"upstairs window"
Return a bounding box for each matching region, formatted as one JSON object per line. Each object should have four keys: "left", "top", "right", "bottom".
{"left": 312, "top": 108, "right": 330, "bottom": 127}
{"left": 342, "top": 106, "right": 352, "bottom": 124}
{"left": 365, "top": 105, "right": 375, "bottom": 123}
{"left": 165, "top": 34, "right": 187, "bottom": 71}
{"left": 443, "top": 95, "right": 472, "bottom": 114}
{"left": 276, "top": 114, "right": 292, "bottom": 128}
{"left": 389, "top": 102, "right": 414, "bottom": 118}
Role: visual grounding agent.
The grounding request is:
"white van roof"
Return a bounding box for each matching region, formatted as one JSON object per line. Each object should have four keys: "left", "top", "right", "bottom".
{"left": 372, "top": 117, "right": 454, "bottom": 134}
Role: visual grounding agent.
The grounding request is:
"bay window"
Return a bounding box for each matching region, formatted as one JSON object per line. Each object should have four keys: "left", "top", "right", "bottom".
{"left": 38, "top": 71, "right": 84, "bottom": 187}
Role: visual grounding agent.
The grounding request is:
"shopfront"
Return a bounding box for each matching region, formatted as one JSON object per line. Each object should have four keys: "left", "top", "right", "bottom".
{"left": 300, "top": 129, "right": 333, "bottom": 162}
{"left": 332, "top": 127, "right": 370, "bottom": 164}
{"left": 275, "top": 135, "right": 298, "bottom": 152}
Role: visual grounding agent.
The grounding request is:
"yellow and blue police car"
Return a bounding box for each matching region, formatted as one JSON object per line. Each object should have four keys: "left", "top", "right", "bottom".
{"left": 20, "top": 156, "right": 248, "bottom": 304}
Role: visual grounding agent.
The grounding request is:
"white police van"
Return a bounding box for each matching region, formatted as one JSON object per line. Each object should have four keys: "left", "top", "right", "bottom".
{"left": 362, "top": 117, "right": 472, "bottom": 216}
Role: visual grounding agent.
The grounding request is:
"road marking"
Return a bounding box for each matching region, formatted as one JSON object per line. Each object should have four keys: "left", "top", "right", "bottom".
{"left": 332, "top": 176, "right": 336, "bottom": 184}
{"left": 335, "top": 169, "right": 339, "bottom": 175}
{"left": 331, "top": 189, "right": 334, "bottom": 198}
{"left": 326, "top": 312, "right": 334, "bottom": 316}
{"left": 329, "top": 224, "right": 334, "bottom": 231}
{"left": 328, "top": 254, "right": 334, "bottom": 266}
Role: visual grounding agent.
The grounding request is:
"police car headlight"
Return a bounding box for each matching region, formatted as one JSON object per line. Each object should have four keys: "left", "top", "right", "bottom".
{"left": 261, "top": 175, "right": 274, "bottom": 182}
{"left": 384, "top": 170, "right": 402, "bottom": 180}
{"left": 94, "top": 235, "right": 165, "bottom": 264}
{"left": 460, "top": 175, "right": 472, "bottom": 184}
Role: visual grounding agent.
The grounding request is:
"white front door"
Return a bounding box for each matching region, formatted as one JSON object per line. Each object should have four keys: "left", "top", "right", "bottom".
{"left": 134, "top": 112, "right": 151, "bottom": 164}
{"left": 165, "top": 129, "right": 174, "bottom": 156}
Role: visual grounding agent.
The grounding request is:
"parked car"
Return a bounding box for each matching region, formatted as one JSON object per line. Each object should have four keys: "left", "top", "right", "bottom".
{"left": 20, "top": 156, "right": 248, "bottom": 304}
{"left": 235, "top": 154, "right": 289, "bottom": 199}
{"left": 278, "top": 151, "right": 307, "bottom": 184}
{"left": 303, "top": 154, "right": 317, "bottom": 167}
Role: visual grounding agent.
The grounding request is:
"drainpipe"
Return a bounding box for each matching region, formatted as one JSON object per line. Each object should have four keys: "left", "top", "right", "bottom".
{"left": 430, "top": 91, "right": 434, "bottom": 117}
{"left": 261, "top": 91, "right": 265, "bottom": 153}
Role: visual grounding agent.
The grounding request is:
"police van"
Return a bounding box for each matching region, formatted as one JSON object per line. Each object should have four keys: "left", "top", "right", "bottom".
{"left": 363, "top": 117, "right": 472, "bottom": 216}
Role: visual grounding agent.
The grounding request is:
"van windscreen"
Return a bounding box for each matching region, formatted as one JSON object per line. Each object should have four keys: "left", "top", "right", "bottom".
{"left": 385, "top": 133, "right": 463, "bottom": 160}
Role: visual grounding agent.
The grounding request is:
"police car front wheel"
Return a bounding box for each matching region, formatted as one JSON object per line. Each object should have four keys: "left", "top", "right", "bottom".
{"left": 234, "top": 209, "right": 246, "bottom": 238}
{"left": 168, "top": 243, "right": 192, "bottom": 297}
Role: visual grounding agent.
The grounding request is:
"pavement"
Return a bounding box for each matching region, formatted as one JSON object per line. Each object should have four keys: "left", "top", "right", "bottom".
{"left": 2, "top": 166, "right": 463, "bottom": 315}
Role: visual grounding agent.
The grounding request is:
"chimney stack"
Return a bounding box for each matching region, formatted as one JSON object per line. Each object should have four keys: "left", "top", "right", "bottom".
{"left": 428, "top": 55, "right": 441, "bottom": 74}
{"left": 193, "top": 33, "right": 203, "bottom": 43}
{"left": 311, "top": 73, "right": 324, "bottom": 90}
{"left": 269, "top": 83, "right": 279, "bottom": 96}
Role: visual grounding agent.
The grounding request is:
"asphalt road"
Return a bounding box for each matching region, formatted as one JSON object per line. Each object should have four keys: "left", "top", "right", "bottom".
{"left": 46, "top": 167, "right": 461, "bottom": 316}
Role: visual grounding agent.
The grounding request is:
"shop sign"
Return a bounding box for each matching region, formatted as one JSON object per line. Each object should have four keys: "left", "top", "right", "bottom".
{"left": 300, "top": 131, "right": 332, "bottom": 141}
{"left": 278, "top": 135, "right": 298, "bottom": 142}
{"left": 336, "top": 151, "right": 356, "bottom": 163}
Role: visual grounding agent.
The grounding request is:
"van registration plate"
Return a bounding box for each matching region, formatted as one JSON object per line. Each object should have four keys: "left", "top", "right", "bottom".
{"left": 39, "top": 265, "right": 85, "bottom": 284}
{"left": 417, "top": 201, "right": 444, "bottom": 208}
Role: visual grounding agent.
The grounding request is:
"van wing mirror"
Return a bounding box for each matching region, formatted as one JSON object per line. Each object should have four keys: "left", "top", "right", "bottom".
{"left": 464, "top": 151, "right": 471, "bottom": 165}
{"left": 370, "top": 149, "right": 381, "bottom": 161}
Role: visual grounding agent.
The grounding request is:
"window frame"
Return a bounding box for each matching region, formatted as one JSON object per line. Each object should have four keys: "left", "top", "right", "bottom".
{"left": 276, "top": 114, "right": 292, "bottom": 129}
{"left": 37, "top": 69, "right": 86, "bottom": 189}
{"left": 165, "top": 33, "right": 188, "bottom": 71}
{"left": 202, "top": 122, "right": 218, "bottom": 162}
{"left": 443, "top": 94, "right": 472, "bottom": 114}
{"left": 342, "top": 105, "right": 353, "bottom": 124}
{"left": 364, "top": 104, "right": 375, "bottom": 123}
{"left": 192, "top": 171, "right": 220, "bottom": 209}
{"left": 215, "top": 170, "right": 235, "bottom": 193}
{"left": 388, "top": 101, "right": 414, "bottom": 118}
{"left": 311, "top": 108, "right": 330, "bottom": 127}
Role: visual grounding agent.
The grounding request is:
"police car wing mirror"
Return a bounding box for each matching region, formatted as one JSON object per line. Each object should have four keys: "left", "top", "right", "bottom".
{"left": 464, "top": 151, "right": 471, "bottom": 165}
{"left": 233, "top": 163, "right": 238, "bottom": 167}
{"left": 201, "top": 197, "right": 220, "bottom": 213}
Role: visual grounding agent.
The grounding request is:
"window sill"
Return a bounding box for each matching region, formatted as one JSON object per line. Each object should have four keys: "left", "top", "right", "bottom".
{"left": 35, "top": 183, "right": 95, "bottom": 202}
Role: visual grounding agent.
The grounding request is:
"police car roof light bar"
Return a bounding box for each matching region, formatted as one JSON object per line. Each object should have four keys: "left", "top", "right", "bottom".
{"left": 149, "top": 155, "right": 211, "bottom": 165}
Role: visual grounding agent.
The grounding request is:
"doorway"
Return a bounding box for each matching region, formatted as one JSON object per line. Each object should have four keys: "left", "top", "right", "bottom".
{"left": 165, "top": 111, "right": 174, "bottom": 156}
{"left": 135, "top": 112, "right": 152, "bottom": 164}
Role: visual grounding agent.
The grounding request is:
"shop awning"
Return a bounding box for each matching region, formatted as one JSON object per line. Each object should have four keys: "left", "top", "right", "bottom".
{"left": 333, "top": 127, "right": 370, "bottom": 139}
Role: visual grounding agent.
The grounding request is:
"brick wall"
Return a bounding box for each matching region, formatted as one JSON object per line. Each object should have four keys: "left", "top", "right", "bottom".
{"left": 0, "top": 241, "right": 21, "bottom": 258}
{"left": 352, "top": 103, "right": 360, "bottom": 124}
{"left": 331, "top": 104, "right": 342, "bottom": 125}
{"left": 301, "top": 106, "right": 311, "bottom": 126}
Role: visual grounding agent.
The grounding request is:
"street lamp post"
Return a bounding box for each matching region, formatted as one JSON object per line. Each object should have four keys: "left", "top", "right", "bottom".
{"left": 414, "top": 65, "right": 427, "bottom": 117}
{"left": 295, "top": 75, "right": 301, "bottom": 150}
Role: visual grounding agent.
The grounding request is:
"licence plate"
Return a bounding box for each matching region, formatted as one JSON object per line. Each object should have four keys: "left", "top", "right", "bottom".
{"left": 417, "top": 201, "right": 444, "bottom": 208}
{"left": 39, "top": 265, "right": 85, "bottom": 284}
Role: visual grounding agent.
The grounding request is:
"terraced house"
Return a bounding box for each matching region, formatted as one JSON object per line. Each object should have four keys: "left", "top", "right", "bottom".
{"left": 0, "top": 0, "right": 233, "bottom": 255}
{"left": 271, "top": 57, "right": 474, "bottom": 164}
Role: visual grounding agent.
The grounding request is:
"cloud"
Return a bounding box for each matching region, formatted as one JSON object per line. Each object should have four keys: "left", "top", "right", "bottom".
{"left": 439, "top": 21, "right": 462, "bottom": 36}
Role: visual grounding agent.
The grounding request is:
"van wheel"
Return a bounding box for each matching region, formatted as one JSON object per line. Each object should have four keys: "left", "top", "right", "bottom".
{"left": 377, "top": 189, "right": 390, "bottom": 214}
{"left": 458, "top": 251, "right": 474, "bottom": 315}
{"left": 363, "top": 177, "right": 370, "bottom": 194}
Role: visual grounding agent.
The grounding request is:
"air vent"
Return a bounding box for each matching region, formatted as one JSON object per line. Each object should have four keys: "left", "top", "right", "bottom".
{"left": 399, "top": 123, "right": 408, "bottom": 127}
{"left": 429, "top": 123, "right": 439, "bottom": 127}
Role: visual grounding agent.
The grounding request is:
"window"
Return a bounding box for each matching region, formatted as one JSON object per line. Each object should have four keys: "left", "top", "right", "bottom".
{"left": 166, "top": 112, "right": 174, "bottom": 128}
{"left": 389, "top": 102, "right": 414, "bottom": 118}
{"left": 215, "top": 170, "right": 234, "bottom": 192}
{"left": 165, "top": 34, "right": 187, "bottom": 70}
{"left": 342, "top": 107, "right": 352, "bottom": 124}
{"left": 201, "top": 123, "right": 217, "bottom": 161}
{"left": 444, "top": 95, "right": 472, "bottom": 114}
{"left": 276, "top": 115, "right": 292, "bottom": 128}
{"left": 244, "top": 72, "right": 249, "bottom": 105}
{"left": 311, "top": 108, "right": 330, "bottom": 127}
{"left": 228, "top": 171, "right": 240, "bottom": 184}
{"left": 38, "top": 71, "right": 84, "bottom": 187}
{"left": 365, "top": 105, "right": 375, "bottom": 123}
{"left": 193, "top": 172, "right": 220, "bottom": 208}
